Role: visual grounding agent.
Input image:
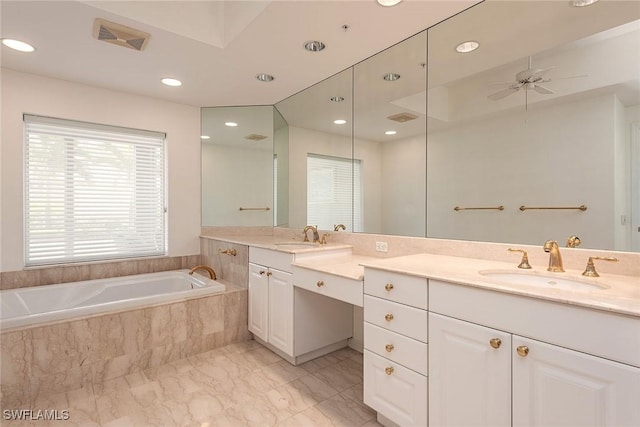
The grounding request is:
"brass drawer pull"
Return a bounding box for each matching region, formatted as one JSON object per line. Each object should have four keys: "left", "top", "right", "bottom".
{"left": 385, "top": 344, "right": 394, "bottom": 352}
{"left": 385, "top": 367, "right": 394, "bottom": 375}
{"left": 489, "top": 338, "right": 502, "bottom": 349}
{"left": 384, "top": 313, "right": 394, "bottom": 321}
{"left": 385, "top": 283, "right": 394, "bottom": 291}
{"left": 316, "top": 280, "right": 324, "bottom": 287}
{"left": 516, "top": 346, "right": 530, "bottom": 357}
{"left": 219, "top": 248, "right": 237, "bottom": 256}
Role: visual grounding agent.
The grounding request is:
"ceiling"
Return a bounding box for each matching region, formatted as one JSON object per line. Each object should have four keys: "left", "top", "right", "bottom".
{"left": 0, "top": 0, "right": 478, "bottom": 108}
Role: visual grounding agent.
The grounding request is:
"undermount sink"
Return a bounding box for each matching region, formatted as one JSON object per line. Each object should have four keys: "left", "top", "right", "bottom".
{"left": 479, "top": 270, "right": 609, "bottom": 291}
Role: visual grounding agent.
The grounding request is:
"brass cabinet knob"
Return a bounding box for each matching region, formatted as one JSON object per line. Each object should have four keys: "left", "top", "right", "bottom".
{"left": 489, "top": 338, "right": 502, "bottom": 349}
{"left": 259, "top": 270, "right": 266, "bottom": 276}
{"left": 385, "top": 344, "right": 394, "bottom": 352}
{"left": 316, "top": 280, "right": 324, "bottom": 287}
{"left": 384, "top": 313, "right": 394, "bottom": 321}
{"left": 385, "top": 283, "right": 394, "bottom": 291}
{"left": 385, "top": 367, "right": 394, "bottom": 375}
{"left": 516, "top": 346, "right": 530, "bottom": 357}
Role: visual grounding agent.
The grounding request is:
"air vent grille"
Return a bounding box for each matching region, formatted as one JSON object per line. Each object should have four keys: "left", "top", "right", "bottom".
{"left": 244, "top": 134, "right": 268, "bottom": 141}
{"left": 93, "top": 18, "right": 150, "bottom": 51}
{"left": 387, "top": 112, "right": 419, "bottom": 123}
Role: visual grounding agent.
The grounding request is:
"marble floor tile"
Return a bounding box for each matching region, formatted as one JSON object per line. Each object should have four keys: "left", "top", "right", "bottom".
{"left": 7, "top": 341, "right": 375, "bottom": 427}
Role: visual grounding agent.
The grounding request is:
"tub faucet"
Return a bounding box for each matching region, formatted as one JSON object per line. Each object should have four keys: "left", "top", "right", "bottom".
{"left": 189, "top": 265, "right": 217, "bottom": 280}
{"left": 303, "top": 225, "right": 320, "bottom": 243}
{"left": 543, "top": 240, "right": 564, "bottom": 272}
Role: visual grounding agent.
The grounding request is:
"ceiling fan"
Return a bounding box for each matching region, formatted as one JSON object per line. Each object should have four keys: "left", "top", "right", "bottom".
{"left": 488, "top": 57, "right": 556, "bottom": 101}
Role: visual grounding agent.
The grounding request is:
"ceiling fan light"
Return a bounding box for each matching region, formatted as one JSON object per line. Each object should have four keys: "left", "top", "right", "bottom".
{"left": 377, "top": 0, "right": 403, "bottom": 7}
{"left": 571, "top": 0, "right": 599, "bottom": 7}
{"left": 455, "top": 41, "right": 479, "bottom": 53}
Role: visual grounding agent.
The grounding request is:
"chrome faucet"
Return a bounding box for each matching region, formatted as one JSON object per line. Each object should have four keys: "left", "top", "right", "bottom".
{"left": 303, "top": 225, "right": 320, "bottom": 243}
{"left": 543, "top": 240, "right": 564, "bottom": 272}
{"left": 189, "top": 265, "right": 217, "bottom": 280}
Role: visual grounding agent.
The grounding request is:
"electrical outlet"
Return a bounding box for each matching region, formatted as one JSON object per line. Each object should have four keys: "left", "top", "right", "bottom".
{"left": 375, "top": 241, "right": 388, "bottom": 252}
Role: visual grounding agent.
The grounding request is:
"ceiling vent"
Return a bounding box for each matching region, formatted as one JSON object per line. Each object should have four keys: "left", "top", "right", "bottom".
{"left": 244, "top": 134, "right": 268, "bottom": 141}
{"left": 387, "top": 112, "right": 419, "bottom": 123}
{"left": 93, "top": 18, "right": 150, "bottom": 51}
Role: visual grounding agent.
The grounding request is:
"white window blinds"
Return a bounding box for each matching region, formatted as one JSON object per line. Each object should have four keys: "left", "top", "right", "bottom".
{"left": 24, "top": 115, "right": 167, "bottom": 266}
{"left": 307, "top": 153, "right": 362, "bottom": 232}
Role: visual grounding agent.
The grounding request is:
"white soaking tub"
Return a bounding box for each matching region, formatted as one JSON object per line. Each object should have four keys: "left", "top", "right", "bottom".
{"left": 0, "top": 270, "right": 225, "bottom": 329}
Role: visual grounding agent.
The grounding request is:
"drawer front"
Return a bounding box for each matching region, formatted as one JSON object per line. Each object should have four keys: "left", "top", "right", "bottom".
{"left": 249, "top": 247, "right": 293, "bottom": 273}
{"left": 293, "top": 266, "right": 363, "bottom": 306}
{"left": 365, "top": 322, "right": 428, "bottom": 376}
{"left": 364, "top": 268, "right": 428, "bottom": 309}
{"left": 364, "top": 295, "right": 428, "bottom": 343}
{"left": 364, "top": 350, "right": 428, "bottom": 427}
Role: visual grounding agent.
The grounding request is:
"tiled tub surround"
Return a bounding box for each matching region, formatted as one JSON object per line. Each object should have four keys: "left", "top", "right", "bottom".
{"left": 201, "top": 238, "right": 250, "bottom": 288}
{"left": 0, "top": 255, "right": 202, "bottom": 291}
{"left": 0, "top": 284, "right": 250, "bottom": 408}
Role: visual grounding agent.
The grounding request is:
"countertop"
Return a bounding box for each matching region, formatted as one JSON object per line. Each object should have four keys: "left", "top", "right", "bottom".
{"left": 201, "top": 233, "right": 353, "bottom": 254}
{"left": 361, "top": 253, "right": 640, "bottom": 317}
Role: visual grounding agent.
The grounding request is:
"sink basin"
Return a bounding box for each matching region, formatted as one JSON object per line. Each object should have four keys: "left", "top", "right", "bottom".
{"left": 479, "top": 270, "right": 608, "bottom": 291}
{"left": 274, "top": 242, "right": 319, "bottom": 250}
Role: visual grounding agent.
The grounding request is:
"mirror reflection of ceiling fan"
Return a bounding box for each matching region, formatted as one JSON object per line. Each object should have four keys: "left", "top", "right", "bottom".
{"left": 488, "top": 56, "right": 587, "bottom": 102}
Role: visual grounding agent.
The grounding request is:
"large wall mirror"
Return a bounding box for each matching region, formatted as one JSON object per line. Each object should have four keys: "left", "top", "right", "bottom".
{"left": 202, "top": 0, "right": 640, "bottom": 252}
{"left": 427, "top": 0, "right": 640, "bottom": 251}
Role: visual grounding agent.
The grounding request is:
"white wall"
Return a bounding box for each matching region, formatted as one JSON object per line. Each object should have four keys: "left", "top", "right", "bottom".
{"left": 202, "top": 142, "right": 273, "bottom": 226}
{"left": 427, "top": 93, "right": 621, "bottom": 250}
{"left": 1, "top": 69, "right": 201, "bottom": 272}
{"left": 288, "top": 126, "right": 382, "bottom": 232}
{"left": 381, "top": 134, "right": 426, "bottom": 236}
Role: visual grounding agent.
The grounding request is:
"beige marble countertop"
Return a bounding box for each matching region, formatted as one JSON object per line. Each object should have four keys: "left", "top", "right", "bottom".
{"left": 361, "top": 253, "right": 640, "bottom": 318}
{"left": 200, "top": 233, "right": 352, "bottom": 254}
{"left": 292, "top": 255, "right": 379, "bottom": 281}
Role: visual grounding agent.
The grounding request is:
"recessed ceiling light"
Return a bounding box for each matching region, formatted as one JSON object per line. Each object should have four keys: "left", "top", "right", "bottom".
{"left": 571, "top": 0, "right": 599, "bottom": 6}
{"left": 1, "top": 38, "right": 35, "bottom": 52}
{"left": 225, "top": 122, "right": 238, "bottom": 127}
{"left": 334, "top": 119, "right": 347, "bottom": 125}
{"left": 200, "top": 135, "right": 210, "bottom": 140}
{"left": 330, "top": 96, "right": 345, "bottom": 102}
{"left": 385, "top": 130, "right": 397, "bottom": 135}
{"left": 377, "top": 0, "right": 403, "bottom": 6}
{"left": 304, "top": 41, "right": 326, "bottom": 52}
{"left": 455, "top": 41, "right": 480, "bottom": 53}
{"left": 161, "top": 77, "right": 182, "bottom": 87}
{"left": 256, "top": 73, "right": 274, "bottom": 82}
{"left": 383, "top": 73, "right": 401, "bottom": 81}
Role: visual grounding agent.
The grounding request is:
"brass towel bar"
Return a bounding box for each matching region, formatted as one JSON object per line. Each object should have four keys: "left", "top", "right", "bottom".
{"left": 519, "top": 205, "right": 587, "bottom": 212}
{"left": 239, "top": 207, "right": 271, "bottom": 211}
{"left": 454, "top": 206, "right": 504, "bottom": 211}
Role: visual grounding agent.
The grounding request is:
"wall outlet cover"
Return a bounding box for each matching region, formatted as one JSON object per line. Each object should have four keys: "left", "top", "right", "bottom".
{"left": 375, "top": 241, "right": 388, "bottom": 252}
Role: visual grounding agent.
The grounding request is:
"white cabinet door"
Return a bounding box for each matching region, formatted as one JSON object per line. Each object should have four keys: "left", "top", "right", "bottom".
{"left": 248, "top": 263, "right": 269, "bottom": 342}
{"left": 429, "top": 313, "right": 511, "bottom": 427}
{"left": 268, "top": 268, "right": 293, "bottom": 356}
{"left": 364, "top": 350, "right": 428, "bottom": 427}
{"left": 513, "top": 336, "right": 640, "bottom": 427}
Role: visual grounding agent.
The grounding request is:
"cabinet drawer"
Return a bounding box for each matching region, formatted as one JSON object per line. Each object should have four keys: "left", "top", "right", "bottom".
{"left": 364, "top": 350, "right": 428, "bottom": 427}
{"left": 249, "top": 247, "right": 293, "bottom": 273}
{"left": 293, "top": 266, "right": 363, "bottom": 306}
{"left": 364, "top": 295, "right": 428, "bottom": 343}
{"left": 364, "top": 268, "right": 428, "bottom": 309}
{"left": 364, "top": 322, "right": 428, "bottom": 376}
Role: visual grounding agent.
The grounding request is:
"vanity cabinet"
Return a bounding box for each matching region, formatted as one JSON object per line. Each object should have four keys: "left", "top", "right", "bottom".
{"left": 429, "top": 280, "right": 640, "bottom": 427}
{"left": 363, "top": 269, "right": 429, "bottom": 427}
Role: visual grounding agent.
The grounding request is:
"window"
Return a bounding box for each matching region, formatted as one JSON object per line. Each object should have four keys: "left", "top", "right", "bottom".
{"left": 307, "top": 153, "right": 362, "bottom": 232}
{"left": 24, "top": 115, "right": 166, "bottom": 266}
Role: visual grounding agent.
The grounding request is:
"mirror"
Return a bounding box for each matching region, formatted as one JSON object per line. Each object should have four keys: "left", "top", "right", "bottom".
{"left": 354, "top": 31, "right": 427, "bottom": 236}
{"left": 426, "top": 1, "right": 640, "bottom": 251}
{"left": 275, "top": 68, "right": 355, "bottom": 231}
{"left": 201, "top": 106, "right": 275, "bottom": 226}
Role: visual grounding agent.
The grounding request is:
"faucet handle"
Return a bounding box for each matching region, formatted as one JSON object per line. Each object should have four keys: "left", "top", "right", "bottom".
{"left": 320, "top": 233, "right": 330, "bottom": 245}
{"left": 582, "top": 256, "right": 619, "bottom": 277}
{"left": 567, "top": 235, "right": 581, "bottom": 248}
{"left": 508, "top": 248, "right": 532, "bottom": 269}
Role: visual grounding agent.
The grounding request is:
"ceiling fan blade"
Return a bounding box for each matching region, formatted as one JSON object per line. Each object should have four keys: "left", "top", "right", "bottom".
{"left": 488, "top": 86, "right": 520, "bottom": 101}
{"left": 528, "top": 67, "right": 556, "bottom": 82}
{"left": 488, "top": 80, "right": 517, "bottom": 86}
{"left": 552, "top": 74, "right": 589, "bottom": 81}
{"left": 533, "top": 84, "right": 554, "bottom": 95}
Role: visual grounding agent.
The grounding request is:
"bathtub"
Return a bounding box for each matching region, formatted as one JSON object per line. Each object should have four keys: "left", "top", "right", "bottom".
{"left": 0, "top": 270, "right": 226, "bottom": 329}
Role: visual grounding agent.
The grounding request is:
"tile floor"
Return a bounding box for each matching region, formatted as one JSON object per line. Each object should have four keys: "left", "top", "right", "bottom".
{"left": 4, "top": 340, "right": 382, "bottom": 427}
